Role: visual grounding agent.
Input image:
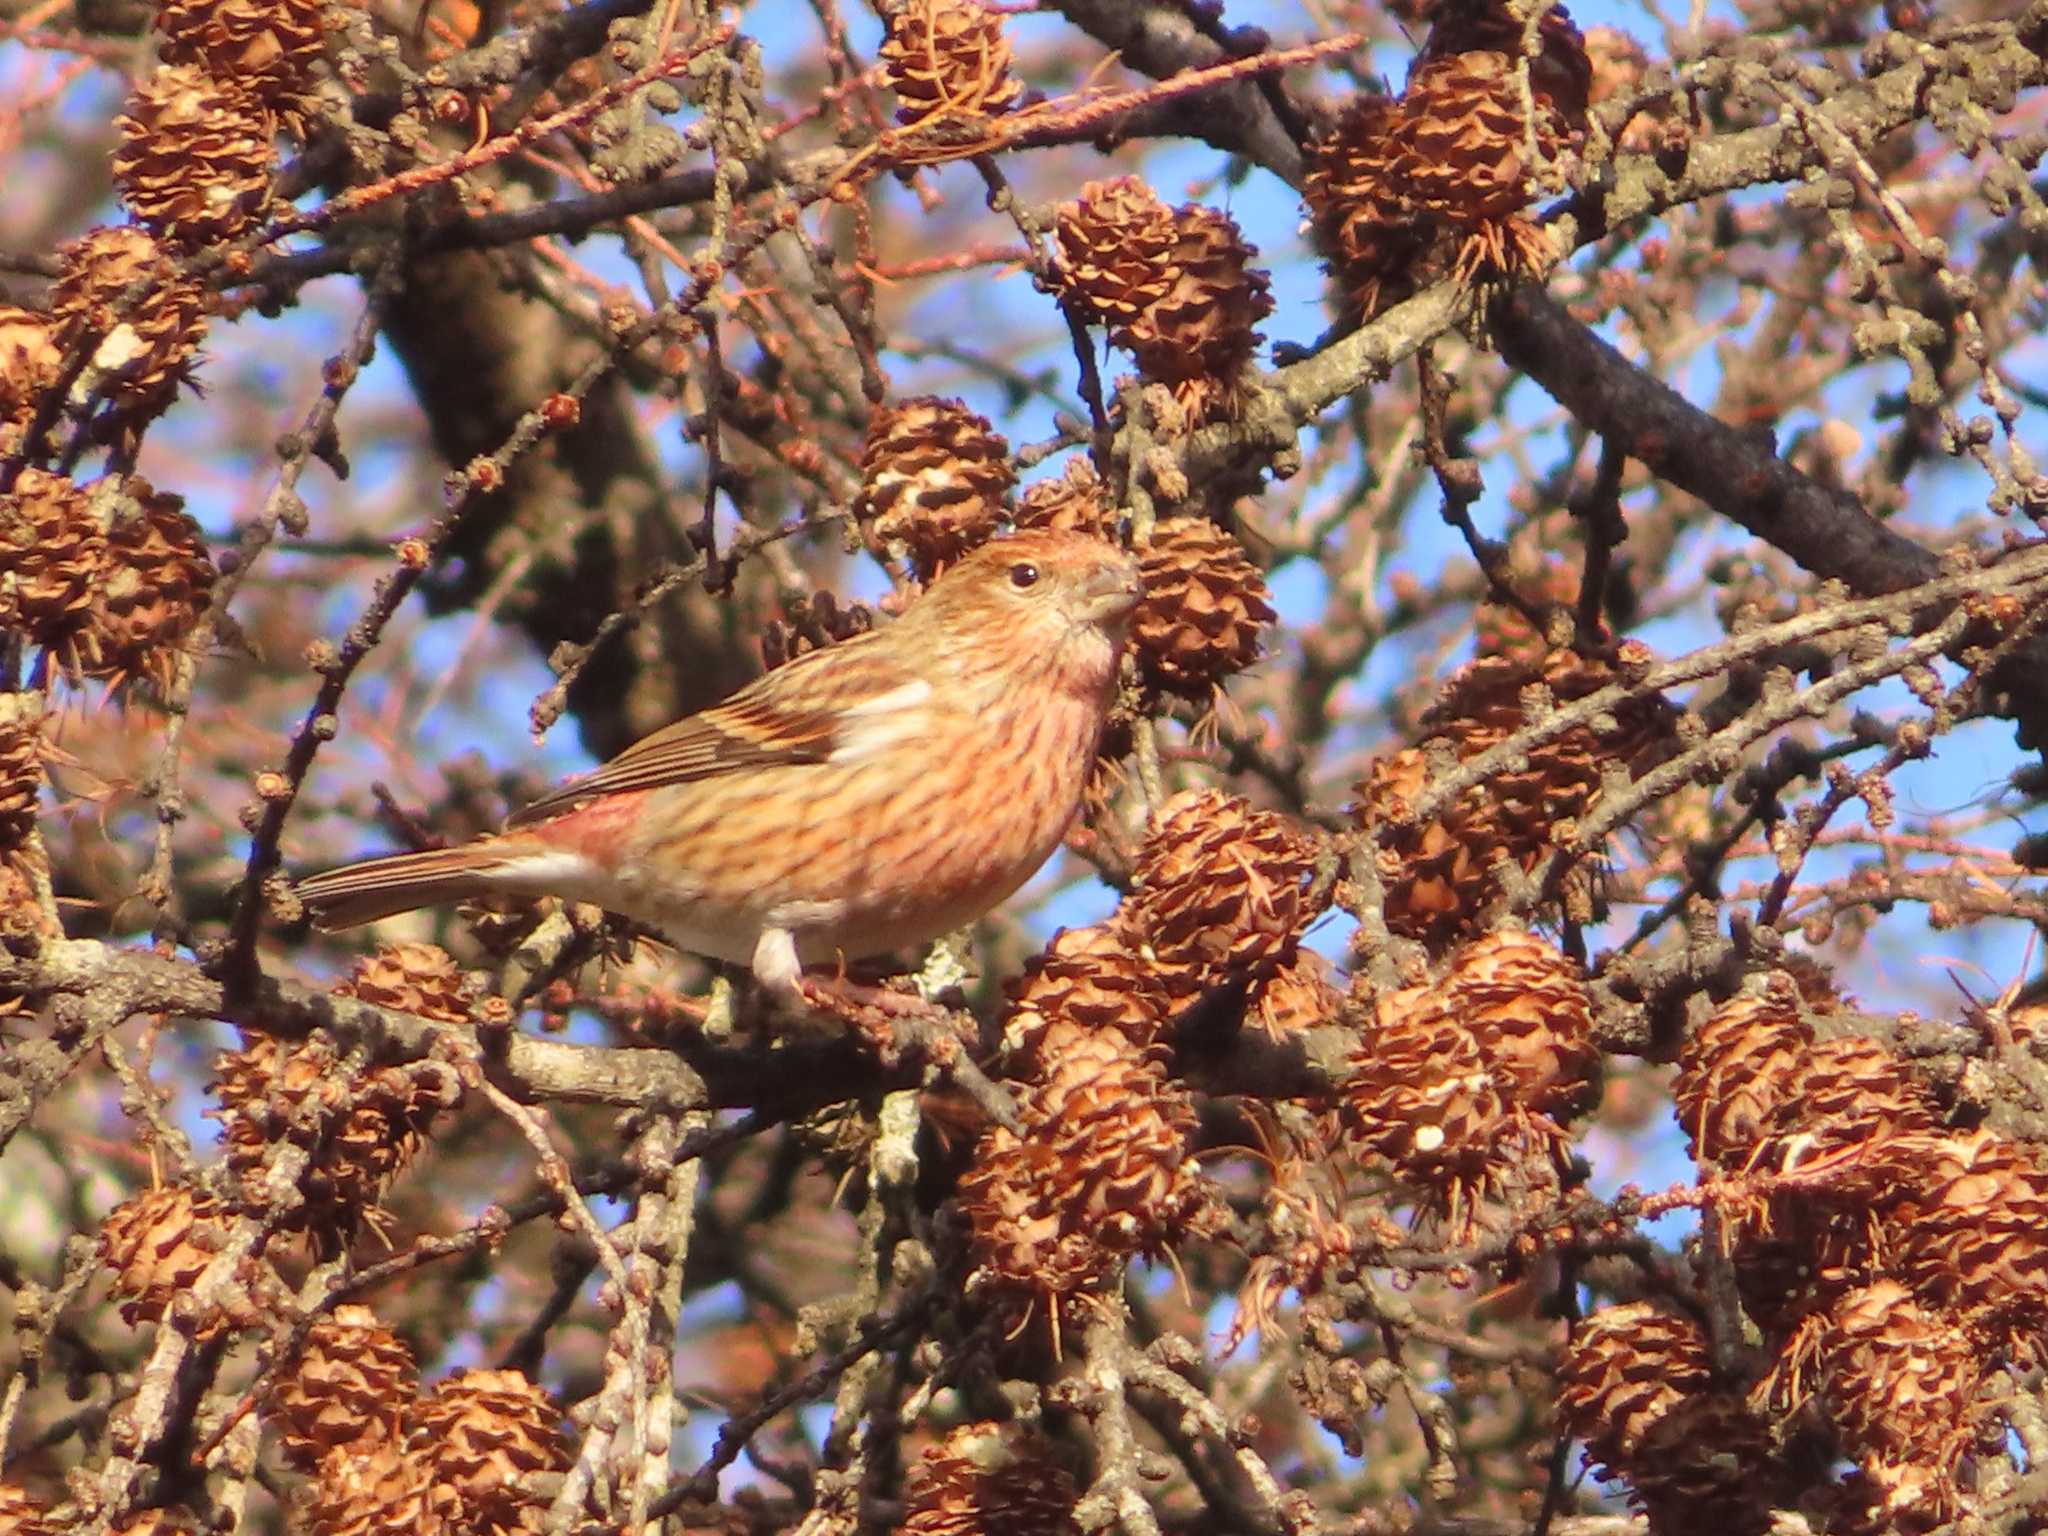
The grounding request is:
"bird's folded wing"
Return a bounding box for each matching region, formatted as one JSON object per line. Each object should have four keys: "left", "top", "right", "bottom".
{"left": 506, "top": 634, "right": 912, "bottom": 826}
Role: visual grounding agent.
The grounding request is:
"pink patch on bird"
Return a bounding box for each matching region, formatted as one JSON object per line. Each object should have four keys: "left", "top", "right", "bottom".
{"left": 524, "top": 788, "right": 649, "bottom": 861}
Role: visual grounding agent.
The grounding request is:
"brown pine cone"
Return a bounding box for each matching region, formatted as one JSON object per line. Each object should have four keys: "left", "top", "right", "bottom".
{"left": 1440, "top": 928, "right": 1598, "bottom": 1120}
{"left": 1119, "top": 205, "right": 1273, "bottom": 426}
{"left": 209, "top": 1030, "right": 455, "bottom": 1256}
{"left": 49, "top": 226, "right": 208, "bottom": 419}
{"left": 855, "top": 395, "right": 1014, "bottom": 579}
{"left": 1051, "top": 177, "right": 1181, "bottom": 332}
{"left": 1124, "top": 789, "right": 1323, "bottom": 997}
{"left": 1337, "top": 965, "right": 1568, "bottom": 1231}
{"left": 1132, "top": 518, "right": 1275, "bottom": 701}
{"left": 98, "top": 1184, "right": 256, "bottom": 1339}
{"left": 0, "top": 306, "right": 59, "bottom": 439}
{"left": 1352, "top": 647, "right": 1674, "bottom": 949}
{"left": 0, "top": 693, "right": 47, "bottom": 870}
{"left": 336, "top": 941, "right": 477, "bottom": 1023}
{"left": 1392, "top": 50, "right": 1567, "bottom": 279}
{"left": 1796, "top": 1281, "right": 1985, "bottom": 1527}
{"left": 1555, "top": 1302, "right": 1784, "bottom": 1533}
{"left": 81, "top": 475, "right": 216, "bottom": 694}
{"left": 880, "top": 0, "right": 1023, "bottom": 128}
{"left": 154, "top": 0, "right": 326, "bottom": 131}
{"left": 899, "top": 1422, "right": 1081, "bottom": 1536}
{"left": 1413, "top": 0, "right": 1593, "bottom": 131}
{"left": 0, "top": 470, "right": 103, "bottom": 674}
{"left": 1748, "top": 1031, "right": 1936, "bottom": 1185}
{"left": 266, "top": 1305, "right": 418, "bottom": 1470}
{"left": 961, "top": 1018, "right": 1212, "bottom": 1323}
{"left": 1004, "top": 922, "right": 1173, "bottom": 1059}
{"left": 1013, "top": 457, "right": 1118, "bottom": 541}
{"left": 1672, "top": 974, "right": 1813, "bottom": 1168}
{"left": 299, "top": 1441, "right": 431, "bottom": 1536}
{"left": 1302, "top": 93, "right": 1427, "bottom": 320}
{"left": 112, "top": 64, "right": 277, "bottom": 249}
{"left": 1882, "top": 1130, "right": 2048, "bottom": 1321}
{"left": 404, "top": 1369, "right": 567, "bottom": 1533}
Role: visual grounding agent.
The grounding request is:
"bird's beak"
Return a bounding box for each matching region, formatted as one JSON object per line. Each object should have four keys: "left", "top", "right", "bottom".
{"left": 1078, "top": 561, "right": 1143, "bottom": 623}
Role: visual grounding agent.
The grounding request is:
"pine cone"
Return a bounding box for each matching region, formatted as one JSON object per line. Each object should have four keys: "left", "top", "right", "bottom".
{"left": 112, "top": 64, "right": 277, "bottom": 249}
{"left": 900, "top": 1422, "right": 1081, "bottom": 1536}
{"left": 1338, "top": 967, "right": 1566, "bottom": 1231}
{"left": 0, "top": 859, "right": 49, "bottom": 995}
{"left": 299, "top": 1441, "right": 433, "bottom": 1536}
{"left": 336, "top": 941, "right": 477, "bottom": 1023}
{"left": 961, "top": 1018, "right": 1211, "bottom": 1321}
{"left": 1352, "top": 647, "right": 1674, "bottom": 949}
{"left": 1132, "top": 518, "right": 1275, "bottom": 701}
{"left": 1393, "top": 3, "right": 1592, "bottom": 284}
{"left": 1051, "top": 177, "right": 1181, "bottom": 332}
{"left": 1119, "top": 205, "right": 1273, "bottom": 426}
{"left": 1248, "top": 949, "right": 1344, "bottom": 1038}
{"left": 1672, "top": 975, "right": 1812, "bottom": 1168}
{"left": 1125, "top": 789, "right": 1324, "bottom": 996}
{"left": 1414, "top": 0, "right": 1593, "bottom": 128}
{"left": 404, "top": 1368, "right": 567, "bottom": 1534}
{"left": 1555, "top": 1302, "right": 1782, "bottom": 1533}
{"left": 1801, "top": 1281, "right": 1984, "bottom": 1526}
{"left": 1, "top": 470, "right": 105, "bottom": 670}
{"left": 1749, "top": 1031, "right": 1936, "bottom": 1183}
{"left": 1556, "top": 1302, "right": 1711, "bottom": 1466}
{"left": 855, "top": 396, "right": 1014, "bottom": 579}
{"left": 1440, "top": 928, "right": 1598, "bottom": 1119}
{"left": 0, "top": 1483, "right": 63, "bottom": 1536}
{"left": 98, "top": 1184, "right": 255, "bottom": 1339}
{"left": 1391, "top": 52, "right": 1554, "bottom": 278}
{"left": 82, "top": 475, "right": 215, "bottom": 693}
{"left": 880, "top": 0, "right": 1023, "bottom": 127}
{"left": 49, "top": 226, "right": 208, "bottom": 418}
{"left": 0, "top": 306, "right": 59, "bottom": 436}
{"left": 1004, "top": 923, "right": 1173, "bottom": 1058}
{"left": 1302, "top": 94, "right": 1427, "bottom": 320}
{"left": 109, "top": 1515, "right": 197, "bottom": 1536}
{"left": 0, "top": 693, "right": 46, "bottom": 870}
{"left": 154, "top": 0, "right": 326, "bottom": 131}
{"left": 1013, "top": 457, "right": 1118, "bottom": 541}
{"left": 209, "top": 1031, "right": 455, "bottom": 1256}
{"left": 1883, "top": 1130, "right": 2048, "bottom": 1320}
{"left": 267, "top": 1305, "right": 418, "bottom": 1470}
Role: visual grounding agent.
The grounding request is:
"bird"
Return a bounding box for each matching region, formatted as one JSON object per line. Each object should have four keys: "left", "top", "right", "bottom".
{"left": 296, "top": 529, "right": 1143, "bottom": 1010}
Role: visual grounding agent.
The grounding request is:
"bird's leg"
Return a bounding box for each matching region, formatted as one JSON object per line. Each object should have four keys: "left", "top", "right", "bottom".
{"left": 752, "top": 927, "right": 942, "bottom": 1024}
{"left": 750, "top": 926, "right": 810, "bottom": 1014}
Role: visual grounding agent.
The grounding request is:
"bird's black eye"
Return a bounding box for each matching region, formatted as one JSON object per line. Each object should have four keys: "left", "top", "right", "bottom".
{"left": 1009, "top": 562, "right": 1040, "bottom": 590}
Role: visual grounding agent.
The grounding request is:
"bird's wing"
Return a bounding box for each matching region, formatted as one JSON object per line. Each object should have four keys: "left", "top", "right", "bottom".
{"left": 506, "top": 633, "right": 925, "bottom": 827}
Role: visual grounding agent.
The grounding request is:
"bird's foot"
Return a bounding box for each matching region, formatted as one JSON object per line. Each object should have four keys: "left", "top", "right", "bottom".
{"left": 798, "top": 976, "right": 1020, "bottom": 1132}
{"left": 795, "top": 974, "right": 959, "bottom": 1049}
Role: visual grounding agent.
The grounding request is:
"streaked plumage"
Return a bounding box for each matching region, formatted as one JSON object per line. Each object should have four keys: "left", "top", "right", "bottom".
{"left": 296, "top": 530, "right": 1142, "bottom": 1002}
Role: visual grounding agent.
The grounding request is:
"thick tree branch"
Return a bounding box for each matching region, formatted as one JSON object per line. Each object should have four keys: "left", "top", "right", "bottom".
{"left": 1492, "top": 286, "right": 2048, "bottom": 744}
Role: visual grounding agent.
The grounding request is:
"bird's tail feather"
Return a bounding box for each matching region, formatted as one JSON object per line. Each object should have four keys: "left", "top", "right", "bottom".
{"left": 296, "top": 845, "right": 508, "bottom": 930}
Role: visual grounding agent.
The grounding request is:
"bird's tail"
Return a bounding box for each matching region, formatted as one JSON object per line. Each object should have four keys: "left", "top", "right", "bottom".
{"left": 296, "top": 844, "right": 510, "bottom": 930}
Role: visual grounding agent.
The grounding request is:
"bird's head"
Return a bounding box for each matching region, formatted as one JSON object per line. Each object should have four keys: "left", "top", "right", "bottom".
{"left": 906, "top": 528, "right": 1142, "bottom": 696}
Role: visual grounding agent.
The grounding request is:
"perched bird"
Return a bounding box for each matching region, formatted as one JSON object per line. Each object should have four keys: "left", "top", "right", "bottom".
{"left": 297, "top": 530, "right": 1142, "bottom": 1007}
